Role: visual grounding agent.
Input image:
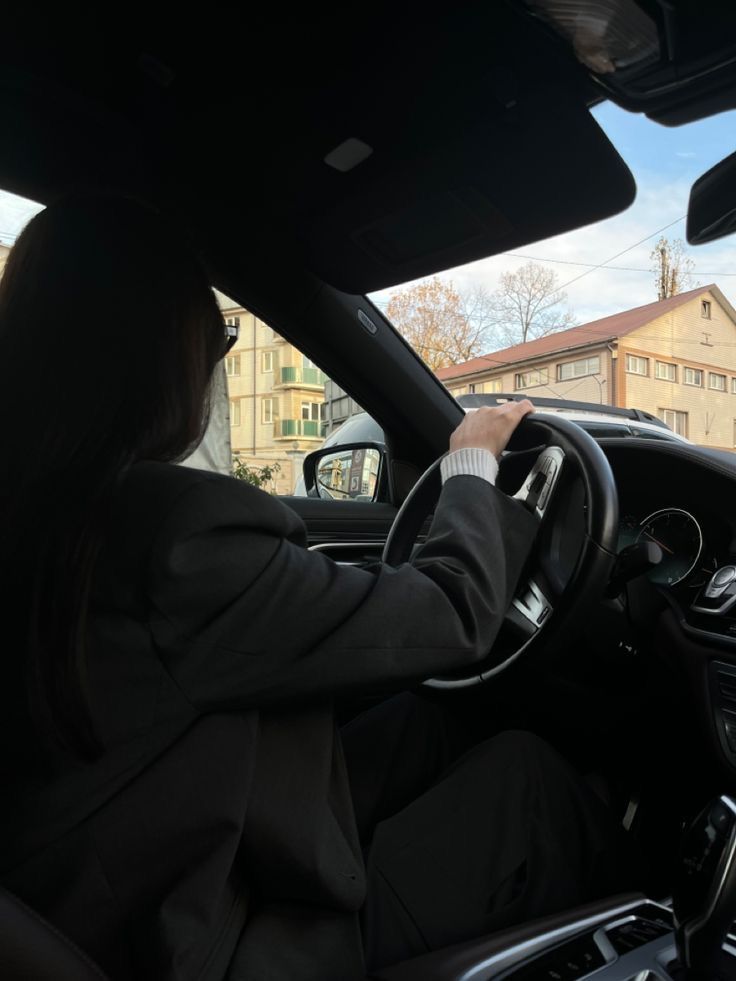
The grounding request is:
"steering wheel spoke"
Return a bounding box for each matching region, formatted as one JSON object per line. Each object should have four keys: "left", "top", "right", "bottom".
{"left": 513, "top": 446, "right": 565, "bottom": 518}
{"left": 510, "top": 578, "right": 553, "bottom": 635}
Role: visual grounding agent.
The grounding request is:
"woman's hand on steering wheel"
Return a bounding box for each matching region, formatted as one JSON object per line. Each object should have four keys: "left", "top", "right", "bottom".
{"left": 449, "top": 400, "right": 534, "bottom": 458}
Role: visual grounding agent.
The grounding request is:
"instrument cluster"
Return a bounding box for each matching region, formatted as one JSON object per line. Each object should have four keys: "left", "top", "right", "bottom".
{"left": 617, "top": 507, "right": 718, "bottom": 590}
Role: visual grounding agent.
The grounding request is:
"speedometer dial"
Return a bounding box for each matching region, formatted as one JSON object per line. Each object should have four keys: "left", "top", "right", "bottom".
{"left": 635, "top": 508, "right": 703, "bottom": 586}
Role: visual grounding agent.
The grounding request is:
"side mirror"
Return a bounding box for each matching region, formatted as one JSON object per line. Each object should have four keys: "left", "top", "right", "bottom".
{"left": 302, "top": 442, "right": 385, "bottom": 502}
{"left": 687, "top": 150, "right": 736, "bottom": 245}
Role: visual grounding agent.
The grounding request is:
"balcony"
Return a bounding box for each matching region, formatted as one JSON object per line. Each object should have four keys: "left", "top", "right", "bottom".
{"left": 277, "top": 366, "right": 327, "bottom": 388}
{"left": 275, "top": 419, "right": 322, "bottom": 439}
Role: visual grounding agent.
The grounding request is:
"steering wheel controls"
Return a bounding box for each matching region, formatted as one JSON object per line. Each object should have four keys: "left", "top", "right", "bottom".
{"left": 514, "top": 447, "right": 565, "bottom": 519}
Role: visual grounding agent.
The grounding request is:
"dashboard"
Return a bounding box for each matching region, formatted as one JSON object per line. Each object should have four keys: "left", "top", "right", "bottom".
{"left": 604, "top": 442, "right": 736, "bottom": 603}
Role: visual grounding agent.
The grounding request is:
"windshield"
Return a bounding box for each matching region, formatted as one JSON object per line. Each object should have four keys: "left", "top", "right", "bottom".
{"left": 1, "top": 103, "right": 735, "bottom": 458}
{"left": 368, "top": 102, "right": 736, "bottom": 453}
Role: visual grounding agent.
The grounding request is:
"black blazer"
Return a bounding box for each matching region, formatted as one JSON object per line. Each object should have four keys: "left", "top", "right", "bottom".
{"left": 1, "top": 462, "right": 537, "bottom": 981}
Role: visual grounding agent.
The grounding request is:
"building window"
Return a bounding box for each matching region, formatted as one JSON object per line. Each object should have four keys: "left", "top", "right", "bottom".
{"left": 701, "top": 300, "right": 712, "bottom": 319}
{"left": 557, "top": 355, "right": 600, "bottom": 381}
{"left": 514, "top": 368, "right": 549, "bottom": 389}
{"left": 225, "top": 316, "right": 241, "bottom": 328}
{"left": 262, "top": 351, "right": 273, "bottom": 373}
{"left": 659, "top": 408, "right": 688, "bottom": 437}
{"left": 486, "top": 378, "right": 504, "bottom": 393}
{"left": 301, "top": 401, "right": 321, "bottom": 421}
{"left": 467, "top": 383, "right": 477, "bottom": 394}
{"left": 709, "top": 372, "right": 727, "bottom": 391}
{"left": 683, "top": 367, "right": 703, "bottom": 387}
{"left": 225, "top": 354, "right": 240, "bottom": 376}
{"left": 262, "top": 398, "right": 274, "bottom": 424}
{"left": 230, "top": 399, "right": 241, "bottom": 427}
{"left": 655, "top": 361, "right": 677, "bottom": 382}
{"left": 625, "top": 354, "right": 648, "bottom": 376}
{"left": 732, "top": 378, "right": 736, "bottom": 394}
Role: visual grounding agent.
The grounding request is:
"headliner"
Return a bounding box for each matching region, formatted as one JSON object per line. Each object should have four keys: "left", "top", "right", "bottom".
{"left": 0, "top": 4, "right": 734, "bottom": 294}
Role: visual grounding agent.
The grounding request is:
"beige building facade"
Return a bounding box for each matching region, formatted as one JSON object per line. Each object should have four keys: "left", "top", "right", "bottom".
{"left": 219, "top": 296, "right": 327, "bottom": 493}
{"left": 437, "top": 285, "right": 736, "bottom": 451}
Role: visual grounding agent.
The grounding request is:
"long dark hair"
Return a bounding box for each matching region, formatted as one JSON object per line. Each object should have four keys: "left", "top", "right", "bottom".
{"left": 0, "top": 194, "right": 224, "bottom": 762}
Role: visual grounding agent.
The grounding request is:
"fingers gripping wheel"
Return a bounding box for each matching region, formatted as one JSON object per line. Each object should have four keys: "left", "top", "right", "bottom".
{"left": 382, "top": 414, "right": 620, "bottom": 688}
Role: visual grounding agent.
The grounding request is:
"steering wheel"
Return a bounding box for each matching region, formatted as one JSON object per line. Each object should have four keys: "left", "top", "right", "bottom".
{"left": 382, "top": 413, "right": 619, "bottom": 688}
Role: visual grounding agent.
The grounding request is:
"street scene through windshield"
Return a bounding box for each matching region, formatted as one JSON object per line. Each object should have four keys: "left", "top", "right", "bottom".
{"left": 1, "top": 103, "right": 735, "bottom": 496}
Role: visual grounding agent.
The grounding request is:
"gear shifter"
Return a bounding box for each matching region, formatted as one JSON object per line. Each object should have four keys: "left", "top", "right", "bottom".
{"left": 673, "top": 795, "right": 736, "bottom": 980}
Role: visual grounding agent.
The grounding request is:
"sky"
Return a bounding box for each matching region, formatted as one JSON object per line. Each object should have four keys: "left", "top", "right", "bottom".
{"left": 0, "top": 101, "right": 734, "bottom": 331}
{"left": 368, "top": 102, "right": 736, "bottom": 329}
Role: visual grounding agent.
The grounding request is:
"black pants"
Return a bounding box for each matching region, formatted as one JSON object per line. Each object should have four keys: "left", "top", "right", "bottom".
{"left": 341, "top": 693, "right": 642, "bottom": 971}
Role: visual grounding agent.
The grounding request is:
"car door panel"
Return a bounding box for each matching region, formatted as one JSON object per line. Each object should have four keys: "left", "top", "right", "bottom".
{"left": 280, "top": 496, "right": 398, "bottom": 550}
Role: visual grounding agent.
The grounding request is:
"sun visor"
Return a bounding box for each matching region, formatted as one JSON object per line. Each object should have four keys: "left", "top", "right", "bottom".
{"left": 298, "top": 95, "right": 635, "bottom": 294}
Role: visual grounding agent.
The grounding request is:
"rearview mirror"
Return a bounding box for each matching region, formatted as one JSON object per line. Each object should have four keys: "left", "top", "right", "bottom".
{"left": 303, "top": 442, "right": 384, "bottom": 502}
{"left": 687, "top": 150, "right": 736, "bottom": 245}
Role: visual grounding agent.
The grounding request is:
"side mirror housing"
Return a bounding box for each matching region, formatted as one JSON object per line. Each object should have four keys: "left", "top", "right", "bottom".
{"left": 302, "top": 442, "right": 385, "bottom": 502}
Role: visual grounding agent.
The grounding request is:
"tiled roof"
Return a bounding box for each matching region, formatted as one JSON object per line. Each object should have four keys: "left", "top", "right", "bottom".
{"left": 436, "top": 284, "right": 715, "bottom": 380}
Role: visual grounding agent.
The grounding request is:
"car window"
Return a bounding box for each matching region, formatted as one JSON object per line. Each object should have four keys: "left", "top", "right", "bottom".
{"left": 367, "top": 101, "right": 736, "bottom": 457}
{"left": 217, "top": 293, "right": 380, "bottom": 498}
{"left": 0, "top": 196, "right": 379, "bottom": 501}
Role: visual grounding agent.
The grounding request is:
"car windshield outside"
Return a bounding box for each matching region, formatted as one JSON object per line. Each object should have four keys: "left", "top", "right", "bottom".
{"left": 1, "top": 103, "right": 735, "bottom": 495}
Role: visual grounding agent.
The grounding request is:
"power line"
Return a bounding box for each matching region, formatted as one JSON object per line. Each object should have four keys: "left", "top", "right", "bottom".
{"left": 503, "top": 251, "right": 736, "bottom": 278}
{"left": 551, "top": 216, "right": 688, "bottom": 293}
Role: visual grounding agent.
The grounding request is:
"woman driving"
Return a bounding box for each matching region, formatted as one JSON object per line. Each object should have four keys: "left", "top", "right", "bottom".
{"left": 0, "top": 195, "right": 639, "bottom": 981}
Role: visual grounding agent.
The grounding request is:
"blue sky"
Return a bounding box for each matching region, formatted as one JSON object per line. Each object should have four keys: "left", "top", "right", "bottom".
{"left": 0, "top": 101, "right": 735, "bottom": 330}
{"left": 595, "top": 102, "right": 733, "bottom": 180}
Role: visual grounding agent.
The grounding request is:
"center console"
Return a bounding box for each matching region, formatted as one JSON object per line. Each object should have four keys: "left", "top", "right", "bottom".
{"left": 371, "top": 896, "right": 679, "bottom": 981}
{"left": 372, "top": 795, "right": 736, "bottom": 981}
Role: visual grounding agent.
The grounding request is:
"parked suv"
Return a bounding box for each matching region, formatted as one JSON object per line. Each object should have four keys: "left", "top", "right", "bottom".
{"left": 294, "top": 394, "right": 688, "bottom": 495}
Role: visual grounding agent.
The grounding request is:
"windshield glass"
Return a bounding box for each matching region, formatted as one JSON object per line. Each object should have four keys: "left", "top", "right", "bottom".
{"left": 1, "top": 102, "right": 734, "bottom": 456}
{"left": 368, "top": 103, "right": 736, "bottom": 453}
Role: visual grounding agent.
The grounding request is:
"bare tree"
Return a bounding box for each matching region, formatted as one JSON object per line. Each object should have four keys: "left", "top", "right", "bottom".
{"left": 385, "top": 277, "right": 491, "bottom": 370}
{"left": 491, "top": 262, "right": 575, "bottom": 345}
{"left": 650, "top": 237, "right": 695, "bottom": 300}
{"left": 460, "top": 283, "right": 501, "bottom": 351}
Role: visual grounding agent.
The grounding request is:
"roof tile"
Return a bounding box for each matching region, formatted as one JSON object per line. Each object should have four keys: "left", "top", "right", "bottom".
{"left": 436, "top": 284, "right": 715, "bottom": 380}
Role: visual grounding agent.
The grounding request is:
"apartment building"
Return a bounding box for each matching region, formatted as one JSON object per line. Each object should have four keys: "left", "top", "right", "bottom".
{"left": 218, "top": 294, "right": 327, "bottom": 493}
{"left": 436, "top": 284, "right": 736, "bottom": 451}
